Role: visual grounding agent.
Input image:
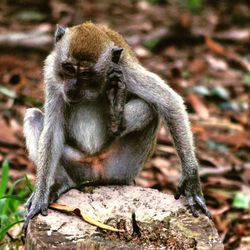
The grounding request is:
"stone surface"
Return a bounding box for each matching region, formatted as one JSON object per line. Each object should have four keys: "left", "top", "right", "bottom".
{"left": 26, "top": 186, "right": 224, "bottom": 250}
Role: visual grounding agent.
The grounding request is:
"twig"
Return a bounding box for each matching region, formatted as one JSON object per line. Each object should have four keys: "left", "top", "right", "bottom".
{"left": 200, "top": 163, "right": 250, "bottom": 177}
{"left": 0, "top": 26, "right": 53, "bottom": 52}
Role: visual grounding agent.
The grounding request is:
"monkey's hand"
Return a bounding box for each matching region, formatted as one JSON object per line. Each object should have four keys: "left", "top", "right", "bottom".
{"left": 106, "top": 63, "right": 127, "bottom": 136}
{"left": 175, "top": 171, "right": 212, "bottom": 219}
{"left": 24, "top": 191, "right": 49, "bottom": 230}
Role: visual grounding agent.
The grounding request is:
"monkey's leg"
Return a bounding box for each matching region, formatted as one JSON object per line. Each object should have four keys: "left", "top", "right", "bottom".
{"left": 103, "top": 98, "right": 159, "bottom": 183}
{"left": 23, "top": 108, "right": 44, "bottom": 163}
{"left": 23, "top": 109, "right": 75, "bottom": 213}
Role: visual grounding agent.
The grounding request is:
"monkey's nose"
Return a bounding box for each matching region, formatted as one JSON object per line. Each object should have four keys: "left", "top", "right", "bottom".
{"left": 65, "top": 89, "right": 85, "bottom": 103}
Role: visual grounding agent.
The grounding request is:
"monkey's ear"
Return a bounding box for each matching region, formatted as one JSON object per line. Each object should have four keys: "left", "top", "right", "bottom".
{"left": 111, "top": 47, "right": 123, "bottom": 64}
{"left": 55, "top": 24, "right": 65, "bottom": 42}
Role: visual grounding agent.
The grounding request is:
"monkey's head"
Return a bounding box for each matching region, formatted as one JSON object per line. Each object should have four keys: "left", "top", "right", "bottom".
{"left": 45, "top": 22, "right": 134, "bottom": 104}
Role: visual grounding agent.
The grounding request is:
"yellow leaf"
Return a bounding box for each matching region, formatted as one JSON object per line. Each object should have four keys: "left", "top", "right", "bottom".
{"left": 49, "top": 203, "right": 125, "bottom": 232}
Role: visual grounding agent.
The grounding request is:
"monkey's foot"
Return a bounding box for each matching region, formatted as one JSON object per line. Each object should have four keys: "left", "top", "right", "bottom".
{"left": 24, "top": 192, "right": 49, "bottom": 231}
{"left": 174, "top": 174, "right": 212, "bottom": 219}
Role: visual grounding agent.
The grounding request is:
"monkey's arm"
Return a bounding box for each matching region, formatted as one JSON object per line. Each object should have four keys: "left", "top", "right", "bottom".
{"left": 125, "top": 64, "right": 211, "bottom": 218}
{"left": 25, "top": 85, "right": 65, "bottom": 225}
{"left": 106, "top": 48, "right": 127, "bottom": 136}
{"left": 106, "top": 62, "right": 126, "bottom": 136}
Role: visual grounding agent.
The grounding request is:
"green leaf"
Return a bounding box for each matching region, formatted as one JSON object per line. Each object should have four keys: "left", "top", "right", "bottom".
{"left": 211, "top": 86, "right": 230, "bottom": 100}
{"left": 1, "top": 177, "right": 25, "bottom": 215}
{"left": 192, "top": 86, "right": 210, "bottom": 96}
{"left": 232, "top": 192, "right": 250, "bottom": 209}
{"left": 0, "top": 86, "right": 17, "bottom": 99}
{"left": 24, "top": 175, "right": 34, "bottom": 192}
{"left": 14, "top": 10, "right": 46, "bottom": 22}
{"left": 147, "top": 0, "right": 167, "bottom": 4}
{"left": 0, "top": 160, "right": 9, "bottom": 197}
{"left": 0, "top": 214, "right": 8, "bottom": 229}
{"left": 244, "top": 73, "right": 250, "bottom": 86}
{"left": 1, "top": 195, "right": 25, "bottom": 202}
{"left": 0, "top": 220, "right": 24, "bottom": 241}
{"left": 187, "top": 0, "right": 204, "bottom": 13}
{"left": 144, "top": 39, "right": 160, "bottom": 51}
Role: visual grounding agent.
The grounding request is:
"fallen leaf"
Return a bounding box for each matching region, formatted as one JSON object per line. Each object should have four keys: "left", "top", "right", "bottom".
{"left": 188, "top": 58, "right": 207, "bottom": 75}
{"left": 206, "top": 55, "right": 228, "bottom": 71}
{"left": 211, "top": 131, "right": 250, "bottom": 149}
{"left": 49, "top": 203, "right": 125, "bottom": 232}
{"left": 0, "top": 119, "right": 22, "bottom": 148}
{"left": 187, "top": 93, "right": 209, "bottom": 119}
{"left": 232, "top": 193, "right": 250, "bottom": 209}
{"left": 205, "top": 35, "right": 225, "bottom": 56}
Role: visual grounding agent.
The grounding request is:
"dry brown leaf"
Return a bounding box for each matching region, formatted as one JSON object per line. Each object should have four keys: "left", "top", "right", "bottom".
{"left": 205, "top": 188, "right": 232, "bottom": 202}
{"left": 0, "top": 119, "right": 22, "bottom": 147}
{"left": 49, "top": 203, "right": 125, "bottom": 232}
{"left": 206, "top": 177, "right": 242, "bottom": 189}
{"left": 199, "top": 118, "right": 243, "bottom": 132}
{"left": 188, "top": 58, "right": 207, "bottom": 75}
{"left": 205, "top": 35, "right": 250, "bottom": 72}
{"left": 211, "top": 131, "right": 250, "bottom": 149}
{"left": 187, "top": 93, "right": 209, "bottom": 119}
{"left": 205, "top": 35, "right": 226, "bottom": 56}
{"left": 209, "top": 204, "right": 230, "bottom": 216}
{"left": 213, "top": 213, "right": 230, "bottom": 233}
{"left": 156, "top": 145, "right": 176, "bottom": 154}
{"left": 191, "top": 124, "right": 209, "bottom": 140}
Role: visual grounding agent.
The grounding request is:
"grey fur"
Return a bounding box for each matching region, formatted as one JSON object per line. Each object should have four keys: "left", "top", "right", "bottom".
{"left": 24, "top": 26, "right": 211, "bottom": 227}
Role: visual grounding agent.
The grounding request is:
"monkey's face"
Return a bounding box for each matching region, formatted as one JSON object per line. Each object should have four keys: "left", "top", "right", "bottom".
{"left": 46, "top": 23, "right": 115, "bottom": 103}
{"left": 59, "top": 60, "right": 105, "bottom": 103}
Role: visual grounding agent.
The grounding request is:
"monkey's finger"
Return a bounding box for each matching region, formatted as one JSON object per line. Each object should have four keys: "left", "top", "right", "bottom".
{"left": 195, "top": 195, "right": 212, "bottom": 219}
{"left": 187, "top": 196, "right": 199, "bottom": 217}
{"left": 25, "top": 193, "right": 34, "bottom": 211}
{"left": 41, "top": 205, "right": 48, "bottom": 216}
{"left": 174, "top": 178, "right": 186, "bottom": 199}
{"left": 24, "top": 208, "right": 39, "bottom": 231}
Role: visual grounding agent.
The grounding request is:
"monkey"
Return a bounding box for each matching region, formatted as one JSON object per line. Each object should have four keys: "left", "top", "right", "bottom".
{"left": 23, "top": 22, "right": 211, "bottom": 227}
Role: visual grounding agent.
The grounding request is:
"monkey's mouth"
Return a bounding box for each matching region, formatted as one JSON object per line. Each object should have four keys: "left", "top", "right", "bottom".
{"left": 63, "top": 91, "right": 85, "bottom": 104}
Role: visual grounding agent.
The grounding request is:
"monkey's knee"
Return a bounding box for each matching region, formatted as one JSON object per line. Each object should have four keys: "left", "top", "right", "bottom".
{"left": 122, "top": 99, "right": 156, "bottom": 134}
{"left": 23, "top": 108, "right": 44, "bottom": 163}
{"left": 24, "top": 108, "right": 44, "bottom": 131}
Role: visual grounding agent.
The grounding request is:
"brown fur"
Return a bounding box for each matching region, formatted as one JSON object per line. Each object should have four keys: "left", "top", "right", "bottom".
{"left": 99, "top": 25, "right": 137, "bottom": 60}
{"left": 69, "top": 22, "right": 136, "bottom": 61}
{"left": 79, "top": 149, "right": 114, "bottom": 177}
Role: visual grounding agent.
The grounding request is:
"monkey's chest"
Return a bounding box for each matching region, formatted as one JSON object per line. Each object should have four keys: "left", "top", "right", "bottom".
{"left": 67, "top": 105, "right": 109, "bottom": 154}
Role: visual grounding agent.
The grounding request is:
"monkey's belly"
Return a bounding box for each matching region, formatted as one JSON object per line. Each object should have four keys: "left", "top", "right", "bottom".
{"left": 67, "top": 103, "right": 109, "bottom": 154}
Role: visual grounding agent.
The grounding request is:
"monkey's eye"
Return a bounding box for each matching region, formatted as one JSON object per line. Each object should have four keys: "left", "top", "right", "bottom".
{"left": 78, "top": 71, "right": 92, "bottom": 79}
{"left": 62, "top": 63, "right": 76, "bottom": 75}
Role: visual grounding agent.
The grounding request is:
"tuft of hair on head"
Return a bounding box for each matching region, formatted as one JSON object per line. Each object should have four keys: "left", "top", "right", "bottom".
{"left": 69, "top": 22, "right": 111, "bottom": 62}
{"left": 69, "top": 21, "right": 137, "bottom": 62}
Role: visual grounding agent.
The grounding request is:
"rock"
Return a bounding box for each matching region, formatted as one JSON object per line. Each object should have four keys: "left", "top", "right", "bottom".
{"left": 26, "top": 186, "right": 223, "bottom": 250}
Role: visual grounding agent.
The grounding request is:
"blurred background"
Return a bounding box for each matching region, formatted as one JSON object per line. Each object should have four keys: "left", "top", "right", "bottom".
{"left": 0, "top": 0, "right": 249, "bottom": 249}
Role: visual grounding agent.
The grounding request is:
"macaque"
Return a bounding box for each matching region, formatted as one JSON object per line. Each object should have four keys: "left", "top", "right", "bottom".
{"left": 23, "top": 22, "right": 211, "bottom": 227}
